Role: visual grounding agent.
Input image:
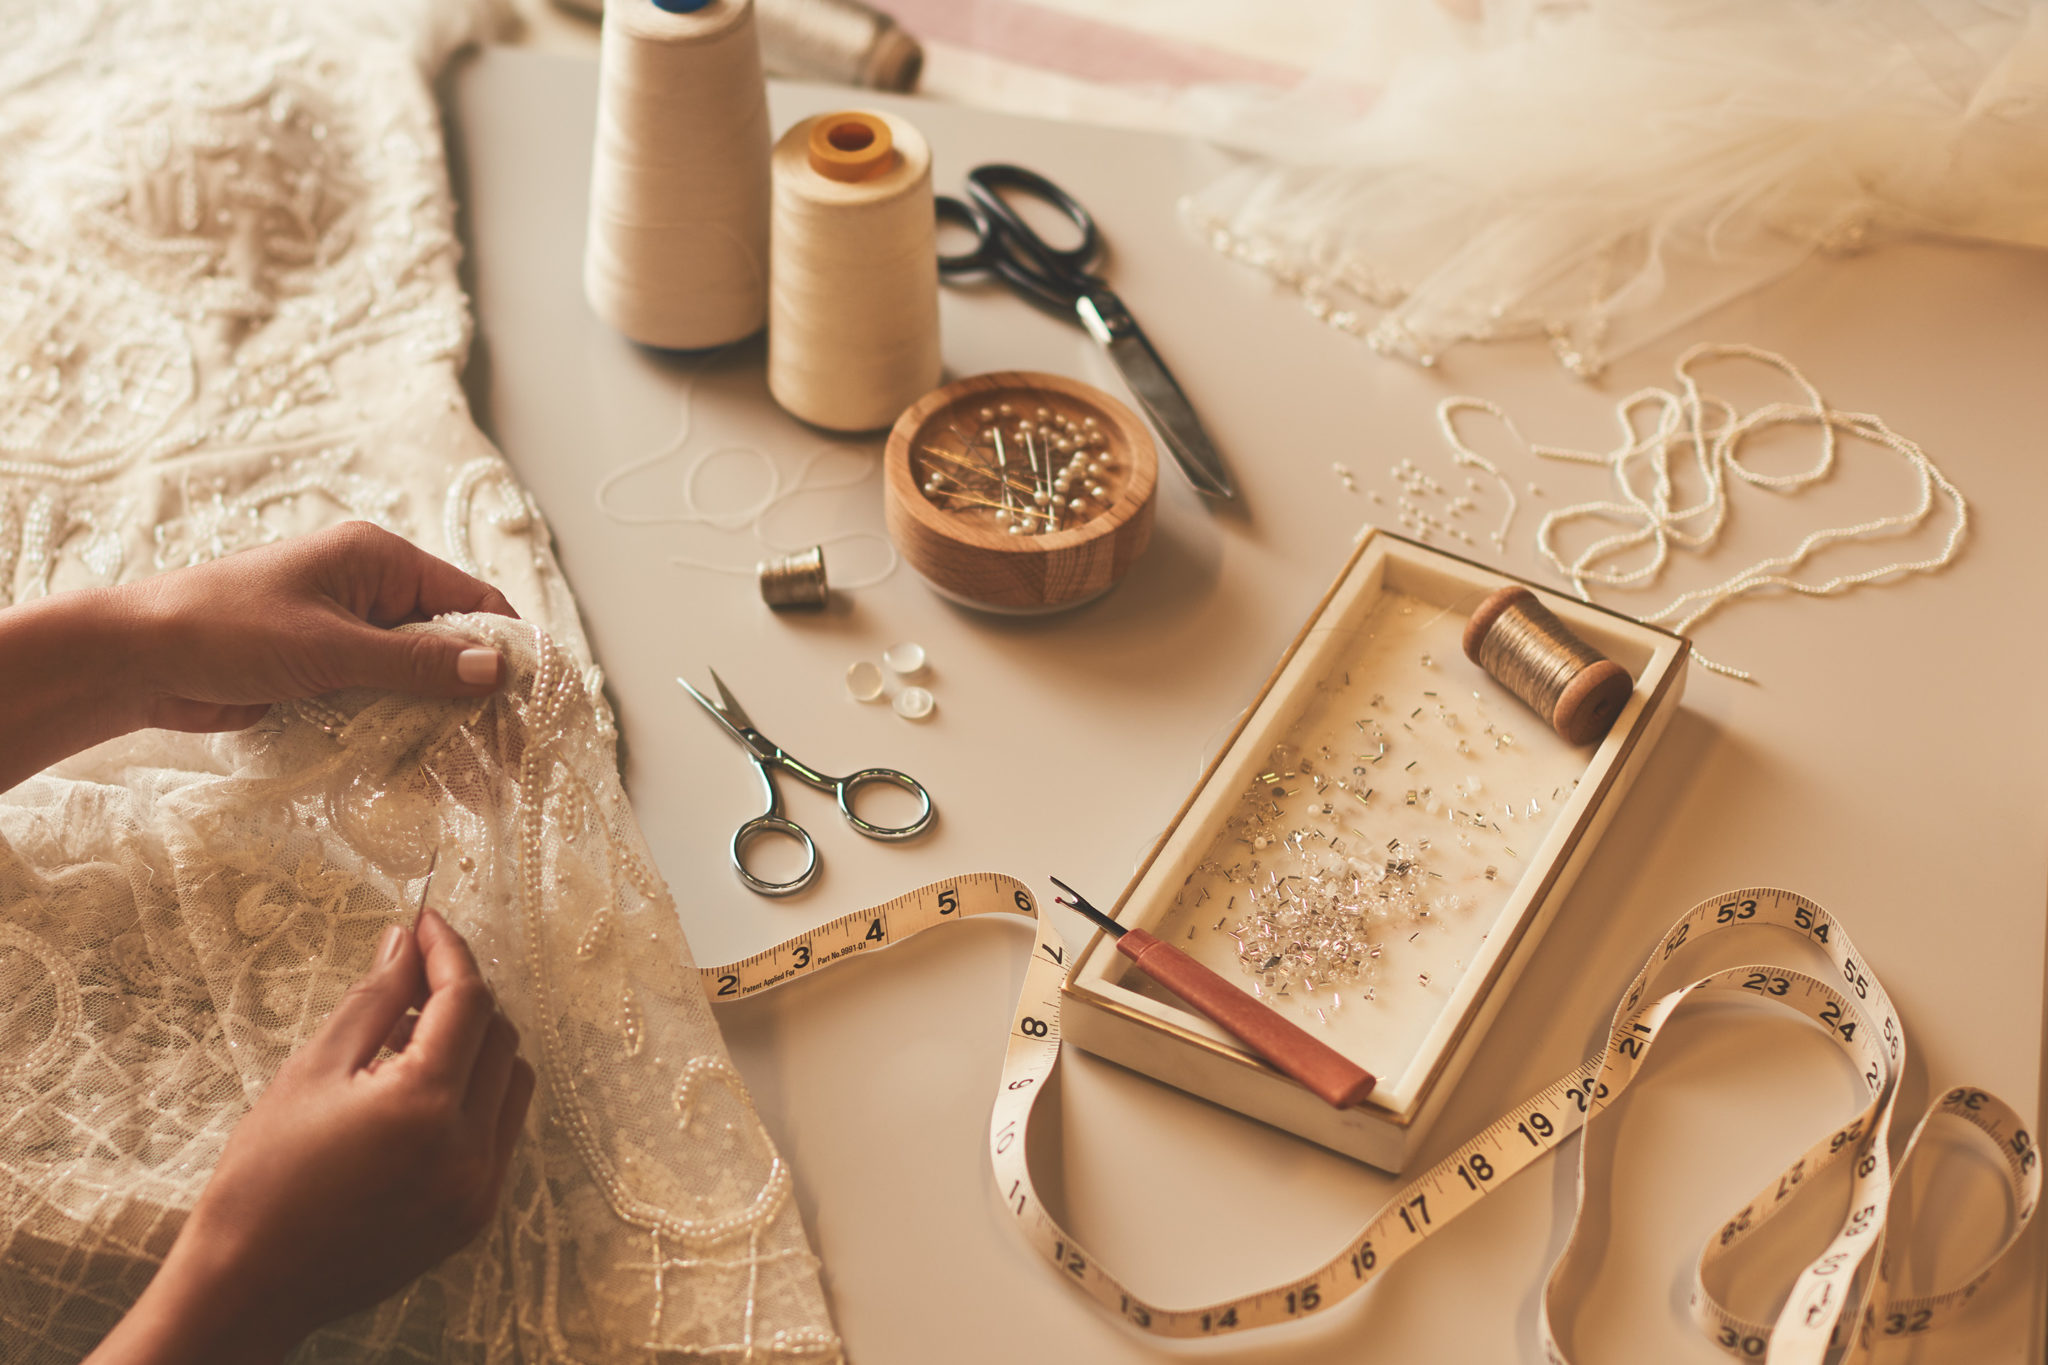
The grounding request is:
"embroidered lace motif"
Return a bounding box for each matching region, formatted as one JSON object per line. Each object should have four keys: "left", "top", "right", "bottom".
{"left": 1, "top": 621, "right": 841, "bottom": 1362}
{"left": 0, "top": 0, "right": 841, "bottom": 1358}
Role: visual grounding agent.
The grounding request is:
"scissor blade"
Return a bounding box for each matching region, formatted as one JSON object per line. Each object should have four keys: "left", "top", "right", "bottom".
{"left": 678, "top": 675, "right": 751, "bottom": 746}
{"left": 1076, "top": 291, "right": 1236, "bottom": 500}
{"left": 705, "top": 668, "right": 756, "bottom": 729}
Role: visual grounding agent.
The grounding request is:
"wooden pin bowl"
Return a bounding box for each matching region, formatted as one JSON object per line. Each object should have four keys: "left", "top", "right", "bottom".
{"left": 884, "top": 372, "right": 1158, "bottom": 613}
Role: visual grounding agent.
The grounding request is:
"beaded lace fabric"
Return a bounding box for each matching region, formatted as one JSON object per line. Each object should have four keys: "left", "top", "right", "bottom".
{"left": 0, "top": 1, "right": 839, "bottom": 1359}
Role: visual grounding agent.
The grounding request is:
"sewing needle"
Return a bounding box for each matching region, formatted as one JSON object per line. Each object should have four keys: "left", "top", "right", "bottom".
{"left": 412, "top": 849, "right": 439, "bottom": 930}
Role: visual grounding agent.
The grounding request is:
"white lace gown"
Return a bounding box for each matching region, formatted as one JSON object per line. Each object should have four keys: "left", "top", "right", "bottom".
{"left": 0, "top": 1, "right": 840, "bottom": 1359}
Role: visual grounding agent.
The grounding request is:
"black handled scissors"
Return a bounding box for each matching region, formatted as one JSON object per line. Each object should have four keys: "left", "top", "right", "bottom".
{"left": 936, "top": 164, "right": 1237, "bottom": 500}
{"left": 680, "top": 671, "right": 934, "bottom": 897}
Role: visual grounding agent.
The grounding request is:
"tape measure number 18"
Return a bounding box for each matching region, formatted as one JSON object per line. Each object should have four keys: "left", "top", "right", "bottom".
{"left": 702, "top": 877, "right": 2039, "bottom": 1360}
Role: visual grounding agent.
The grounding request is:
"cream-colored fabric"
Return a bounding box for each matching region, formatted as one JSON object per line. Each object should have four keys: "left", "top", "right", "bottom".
{"left": 0, "top": 0, "right": 840, "bottom": 1358}
{"left": 1, "top": 622, "right": 842, "bottom": 1363}
{"left": 1180, "top": 0, "right": 2048, "bottom": 376}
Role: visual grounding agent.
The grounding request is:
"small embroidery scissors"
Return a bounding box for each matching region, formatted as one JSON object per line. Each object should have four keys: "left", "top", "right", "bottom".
{"left": 679, "top": 671, "right": 934, "bottom": 897}
{"left": 934, "top": 163, "right": 1237, "bottom": 500}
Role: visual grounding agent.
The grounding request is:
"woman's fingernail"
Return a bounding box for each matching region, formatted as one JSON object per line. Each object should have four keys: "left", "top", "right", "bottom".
{"left": 377, "top": 924, "right": 405, "bottom": 965}
{"left": 457, "top": 648, "right": 500, "bottom": 686}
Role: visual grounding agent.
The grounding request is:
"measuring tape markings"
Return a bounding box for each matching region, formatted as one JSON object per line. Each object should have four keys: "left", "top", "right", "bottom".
{"left": 701, "top": 878, "right": 2039, "bottom": 1359}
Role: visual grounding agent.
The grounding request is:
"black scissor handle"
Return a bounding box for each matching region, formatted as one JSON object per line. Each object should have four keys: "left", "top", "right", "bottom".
{"left": 964, "top": 164, "right": 1100, "bottom": 274}
{"left": 934, "top": 164, "right": 1103, "bottom": 313}
{"left": 935, "top": 193, "right": 996, "bottom": 274}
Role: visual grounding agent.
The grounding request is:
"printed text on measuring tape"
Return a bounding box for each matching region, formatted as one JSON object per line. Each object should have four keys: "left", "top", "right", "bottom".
{"left": 703, "top": 879, "right": 2037, "bottom": 1361}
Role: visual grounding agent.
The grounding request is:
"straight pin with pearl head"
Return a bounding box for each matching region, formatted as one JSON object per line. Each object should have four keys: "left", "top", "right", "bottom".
{"left": 1026, "top": 429, "right": 1059, "bottom": 529}
{"left": 920, "top": 443, "right": 1036, "bottom": 499}
{"left": 929, "top": 490, "right": 1033, "bottom": 517}
{"left": 993, "top": 429, "right": 1016, "bottom": 518}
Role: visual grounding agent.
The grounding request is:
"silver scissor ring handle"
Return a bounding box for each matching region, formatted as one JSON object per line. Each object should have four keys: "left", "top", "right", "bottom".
{"left": 837, "top": 768, "right": 934, "bottom": 841}
{"left": 732, "top": 815, "right": 817, "bottom": 897}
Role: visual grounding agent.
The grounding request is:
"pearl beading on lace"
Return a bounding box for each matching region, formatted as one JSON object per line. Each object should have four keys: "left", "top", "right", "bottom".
{"left": 445, "top": 456, "right": 539, "bottom": 582}
{"left": 150, "top": 445, "right": 404, "bottom": 570}
{"left": 0, "top": 0, "right": 845, "bottom": 1351}
{"left": 0, "top": 922, "right": 83, "bottom": 1079}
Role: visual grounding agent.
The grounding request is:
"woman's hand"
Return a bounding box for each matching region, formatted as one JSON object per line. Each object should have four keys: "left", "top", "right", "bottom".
{"left": 125, "top": 520, "right": 519, "bottom": 732}
{"left": 86, "top": 910, "right": 537, "bottom": 1365}
{"left": 0, "top": 521, "right": 518, "bottom": 790}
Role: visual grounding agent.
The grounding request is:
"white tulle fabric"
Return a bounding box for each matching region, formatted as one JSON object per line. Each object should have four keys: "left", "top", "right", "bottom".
{"left": 0, "top": 0, "right": 840, "bottom": 1359}
{"left": 1180, "top": 0, "right": 2048, "bottom": 375}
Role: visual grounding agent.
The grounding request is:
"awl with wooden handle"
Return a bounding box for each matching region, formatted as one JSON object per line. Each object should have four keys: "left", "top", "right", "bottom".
{"left": 1051, "top": 877, "right": 1377, "bottom": 1110}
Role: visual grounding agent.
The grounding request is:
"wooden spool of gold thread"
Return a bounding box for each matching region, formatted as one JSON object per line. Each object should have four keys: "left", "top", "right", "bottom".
{"left": 1462, "top": 586, "right": 1634, "bottom": 746}
{"left": 884, "top": 372, "right": 1158, "bottom": 613}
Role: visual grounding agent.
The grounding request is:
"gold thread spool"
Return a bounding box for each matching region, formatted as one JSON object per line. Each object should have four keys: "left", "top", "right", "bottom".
{"left": 1462, "top": 586, "right": 1633, "bottom": 746}
{"left": 758, "top": 546, "right": 829, "bottom": 609}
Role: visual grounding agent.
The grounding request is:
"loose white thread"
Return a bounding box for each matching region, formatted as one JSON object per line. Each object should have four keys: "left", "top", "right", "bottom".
{"left": 1434, "top": 398, "right": 1523, "bottom": 550}
{"left": 1480, "top": 343, "right": 1969, "bottom": 680}
{"left": 585, "top": 0, "right": 772, "bottom": 350}
{"left": 594, "top": 384, "right": 898, "bottom": 591}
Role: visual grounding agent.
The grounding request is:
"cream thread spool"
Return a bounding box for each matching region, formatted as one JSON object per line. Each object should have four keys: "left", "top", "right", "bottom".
{"left": 767, "top": 109, "right": 941, "bottom": 432}
{"left": 585, "top": 0, "right": 772, "bottom": 350}
{"left": 1462, "top": 586, "right": 1634, "bottom": 746}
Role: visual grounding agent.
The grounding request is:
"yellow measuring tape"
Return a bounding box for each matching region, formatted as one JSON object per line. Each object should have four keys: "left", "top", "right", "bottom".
{"left": 703, "top": 877, "right": 2038, "bottom": 1360}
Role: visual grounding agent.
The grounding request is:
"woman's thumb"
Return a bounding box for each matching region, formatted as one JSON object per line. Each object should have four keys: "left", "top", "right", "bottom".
{"left": 336, "top": 623, "right": 502, "bottom": 699}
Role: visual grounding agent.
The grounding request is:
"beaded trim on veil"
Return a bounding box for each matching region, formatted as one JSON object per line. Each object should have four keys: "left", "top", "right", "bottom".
{"left": 1179, "top": 0, "right": 2048, "bottom": 377}
{"left": 0, "top": 0, "right": 840, "bottom": 1359}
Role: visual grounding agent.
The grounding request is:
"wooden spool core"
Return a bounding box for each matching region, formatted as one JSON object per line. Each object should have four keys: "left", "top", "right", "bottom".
{"left": 1462, "top": 585, "right": 1633, "bottom": 746}
{"left": 884, "top": 372, "right": 1158, "bottom": 613}
{"left": 807, "top": 111, "right": 895, "bottom": 182}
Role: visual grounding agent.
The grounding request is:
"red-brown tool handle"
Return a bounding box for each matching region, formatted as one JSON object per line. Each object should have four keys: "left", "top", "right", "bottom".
{"left": 1118, "top": 929, "right": 1377, "bottom": 1110}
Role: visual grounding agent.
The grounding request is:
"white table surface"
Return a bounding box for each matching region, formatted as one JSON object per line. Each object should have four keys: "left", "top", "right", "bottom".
{"left": 444, "top": 48, "right": 2046, "bottom": 1363}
